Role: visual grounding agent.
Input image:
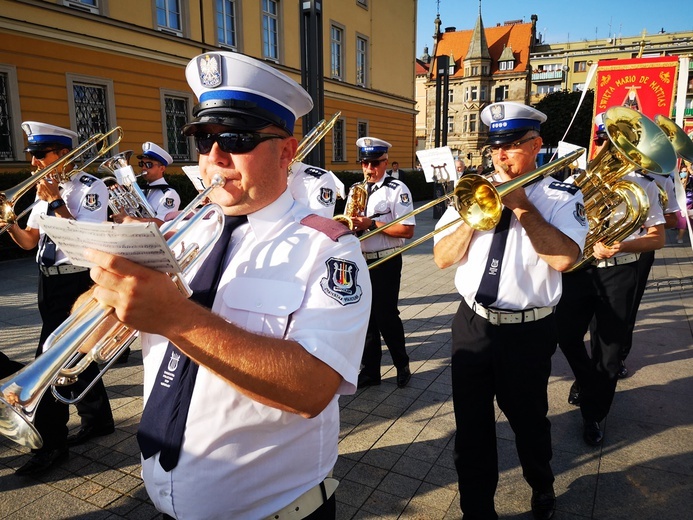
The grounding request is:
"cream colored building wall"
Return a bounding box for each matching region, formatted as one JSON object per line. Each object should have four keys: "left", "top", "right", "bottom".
{"left": 0, "top": 0, "right": 417, "bottom": 171}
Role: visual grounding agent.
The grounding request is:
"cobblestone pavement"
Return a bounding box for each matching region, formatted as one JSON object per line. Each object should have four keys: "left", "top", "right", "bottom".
{"left": 0, "top": 204, "right": 691, "bottom": 519}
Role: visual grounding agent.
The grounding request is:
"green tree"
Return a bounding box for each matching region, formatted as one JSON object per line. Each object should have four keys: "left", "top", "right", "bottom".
{"left": 534, "top": 89, "right": 595, "bottom": 151}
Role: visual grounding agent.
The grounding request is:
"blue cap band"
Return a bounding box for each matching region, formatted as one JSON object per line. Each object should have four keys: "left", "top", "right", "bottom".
{"left": 360, "top": 146, "right": 389, "bottom": 154}
{"left": 489, "top": 118, "right": 540, "bottom": 133}
{"left": 27, "top": 134, "right": 73, "bottom": 147}
{"left": 143, "top": 151, "right": 168, "bottom": 166}
{"left": 199, "top": 89, "right": 295, "bottom": 133}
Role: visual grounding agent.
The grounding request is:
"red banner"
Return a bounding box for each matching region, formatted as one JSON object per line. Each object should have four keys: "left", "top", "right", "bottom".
{"left": 592, "top": 56, "right": 679, "bottom": 157}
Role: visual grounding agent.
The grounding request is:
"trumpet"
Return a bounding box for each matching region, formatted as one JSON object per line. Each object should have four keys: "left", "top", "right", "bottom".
{"left": 0, "top": 127, "right": 123, "bottom": 235}
{"left": 360, "top": 149, "right": 585, "bottom": 269}
{"left": 0, "top": 175, "right": 226, "bottom": 449}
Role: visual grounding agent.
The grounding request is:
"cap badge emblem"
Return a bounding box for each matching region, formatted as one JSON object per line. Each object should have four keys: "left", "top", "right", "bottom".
{"left": 491, "top": 104, "right": 505, "bottom": 121}
{"left": 198, "top": 54, "right": 222, "bottom": 88}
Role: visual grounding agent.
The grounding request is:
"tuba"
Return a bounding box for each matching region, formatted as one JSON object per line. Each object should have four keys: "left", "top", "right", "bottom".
{"left": 567, "top": 106, "right": 678, "bottom": 272}
{"left": 99, "top": 150, "right": 157, "bottom": 219}
{"left": 0, "top": 176, "right": 226, "bottom": 449}
{"left": 0, "top": 127, "right": 123, "bottom": 235}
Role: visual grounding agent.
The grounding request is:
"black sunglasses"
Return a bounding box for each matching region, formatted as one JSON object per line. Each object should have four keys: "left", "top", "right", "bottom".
{"left": 31, "top": 149, "right": 58, "bottom": 160}
{"left": 138, "top": 160, "right": 158, "bottom": 169}
{"left": 360, "top": 159, "right": 385, "bottom": 167}
{"left": 194, "top": 132, "right": 286, "bottom": 155}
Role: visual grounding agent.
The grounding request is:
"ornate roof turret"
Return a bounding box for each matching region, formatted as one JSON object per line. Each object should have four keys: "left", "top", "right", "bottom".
{"left": 465, "top": 3, "right": 491, "bottom": 60}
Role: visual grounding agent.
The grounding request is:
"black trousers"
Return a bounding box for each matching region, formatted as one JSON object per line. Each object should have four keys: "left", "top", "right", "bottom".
{"left": 34, "top": 269, "right": 113, "bottom": 452}
{"left": 361, "top": 254, "right": 409, "bottom": 379}
{"left": 622, "top": 250, "right": 655, "bottom": 360}
{"left": 451, "top": 300, "right": 555, "bottom": 519}
{"left": 556, "top": 263, "right": 638, "bottom": 423}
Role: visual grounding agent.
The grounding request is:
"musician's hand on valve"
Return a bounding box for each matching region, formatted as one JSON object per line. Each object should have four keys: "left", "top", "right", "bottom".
{"left": 36, "top": 175, "right": 62, "bottom": 202}
{"left": 84, "top": 248, "right": 188, "bottom": 336}
{"left": 350, "top": 216, "right": 371, "bottom": 232}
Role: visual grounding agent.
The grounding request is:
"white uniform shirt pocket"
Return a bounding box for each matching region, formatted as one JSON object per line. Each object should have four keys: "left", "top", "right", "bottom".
{"left": 221, "top": 277, "right": 305, "bottom": 337}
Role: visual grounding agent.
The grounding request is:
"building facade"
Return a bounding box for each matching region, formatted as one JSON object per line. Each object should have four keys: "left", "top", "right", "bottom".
{"left": 530, "top": 29, "right": 693, "bottom": 133}
{"left": 0, "top": 0, "right": 417, "bottom": 173}
{"left": 420, "top": 8, "right": 693, "bottom": 164}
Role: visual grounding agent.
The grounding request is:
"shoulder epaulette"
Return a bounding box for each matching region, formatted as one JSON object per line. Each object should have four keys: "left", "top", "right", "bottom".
{"left": 548, "top": 181, "right": 580, "bottom": 195}
{"left": 300, "top": 214, "right": 353, "bottom": 241}
{"left": 79, "top": 174, "right": 97, "bottom": 186}
{"left": 383, "top": 177, "right": 400, "bottom": 189}
{"left": 303, "top": 166, "right": 327, "bottom": 179}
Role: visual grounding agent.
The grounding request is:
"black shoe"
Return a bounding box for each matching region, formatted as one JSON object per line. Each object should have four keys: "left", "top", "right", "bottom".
{"left": 617, "top": 359, "right": 629, "bottom": 379}
{"left": 357, "top": 373, "right": 381, "bottom": 389}
{"left": 115, "top": 347, "right": 131, "bottom": 364}
{"left": 15, "top": 447, "right": 68, "bottom": 476}
{"left": 568, "top": 381, "right": 581, "bottom": 406}
{"left": 396, "top": 366, "right": 411, "bottom": 388}
{"left": 583, "top": 420, "right": 604, "bottom": 446}
{"left": 66, "top": 423, "right": 115, "bottom": 446}
{"left": 531, "top": 489, "right": 556, "bottom": 520}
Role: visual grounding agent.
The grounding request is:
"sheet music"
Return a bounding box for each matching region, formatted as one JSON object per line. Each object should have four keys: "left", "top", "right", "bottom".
{"left": 416, "top": 146, "right": 456, "bottom": 183}
{"left": 39, "top": 216, "right": 181, "bottom": 273}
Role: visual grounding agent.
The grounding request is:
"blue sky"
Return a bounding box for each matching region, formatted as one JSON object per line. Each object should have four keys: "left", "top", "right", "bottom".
{"left": 417, "top": 0, "right": 693, "bottom": 54}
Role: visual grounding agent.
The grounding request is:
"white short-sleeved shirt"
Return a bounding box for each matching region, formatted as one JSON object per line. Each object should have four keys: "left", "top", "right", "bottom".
{"left": 140, "top": 189, "right": 371, "bottom": 520}
{"left": 145, "top": 178, "right": 181, "bottom": 219}
{"left": 27, "top": 173, "right": 108, "bottom": 266}
{"left": 287, "top": 162, "right": 343, "bottom": 218}
{"left": 434, "top": 176, "right": 588, "bottom": 311}
{"left": 610, "top": 172, "right": 666, "bottom": 248}
{"left": 358, "top": 176, "right": 416, "bottom": 253}
{"left": 649, "top": 172, "right": 679, "bottom": 214}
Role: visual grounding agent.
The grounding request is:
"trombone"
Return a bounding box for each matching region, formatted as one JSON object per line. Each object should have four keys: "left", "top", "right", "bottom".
{"left": 0, "top": 176, "right": 226, "bottom": 449}
{"left": 360, "top": 149, "right": 585, "bottom": 269}
{"left": 0, "top": 127, "right": 123, "bottom": 235}
{"left": 291, "top": 111, "right": 341, "bottom": 167}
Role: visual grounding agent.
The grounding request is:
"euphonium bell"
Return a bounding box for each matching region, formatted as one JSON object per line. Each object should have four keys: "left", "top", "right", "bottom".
{"left": 566, "top": 106, "right": 678, "bottom": 271}
{"left": 0, "top": 175, "right": 226, "bottom": 449}
{"left": 99, "top": 150, "right": 157, "bottom": 218}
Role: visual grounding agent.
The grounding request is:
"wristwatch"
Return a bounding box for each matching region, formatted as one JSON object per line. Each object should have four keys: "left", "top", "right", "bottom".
{"left": 48, "top": 198, "right": 65, "bottom": 210}
{"left": 368, "top": 220, "right": 378, "bottom": 231}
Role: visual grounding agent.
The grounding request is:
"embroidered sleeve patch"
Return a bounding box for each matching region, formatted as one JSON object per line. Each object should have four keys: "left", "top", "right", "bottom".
{"left": 164, "top": 197, "right": 176, "bottom": 209}
{"left": 320, "top": 257, "right": 363, "bottom": 306}
{"left": 84, "top": 193, "right": 102, "bottom": 211}
{"left": 318, "top": 187, "right": 335, "bottom": 207}
{"left": 399, "top": 193, "right": 412, "bottom": 206}
{"left": 573, "top": 202, "right": 587, "bottom": 226}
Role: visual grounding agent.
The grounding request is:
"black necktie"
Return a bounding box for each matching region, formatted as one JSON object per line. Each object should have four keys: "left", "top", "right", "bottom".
{"left": 137, "top": 215, "right": 247, "bottom": 471}
{"left": 40, "top": 205, "right": 57, "bottom": 267}
{"left": 475, "top": 207, "right": 513, "bottom": 308}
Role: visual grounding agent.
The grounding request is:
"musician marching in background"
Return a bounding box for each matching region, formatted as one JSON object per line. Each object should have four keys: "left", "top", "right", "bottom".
{"left": 556, "top": 107, "right": 676, "bottom": 446}
{"left": 0, "top": 122, "right": 114, "bottom": 475}
{"left": 349, "top": 137, "right": 415, "bottom": 389}
{"left": 136, "top": 142, "right": 181, "bottom": 219}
